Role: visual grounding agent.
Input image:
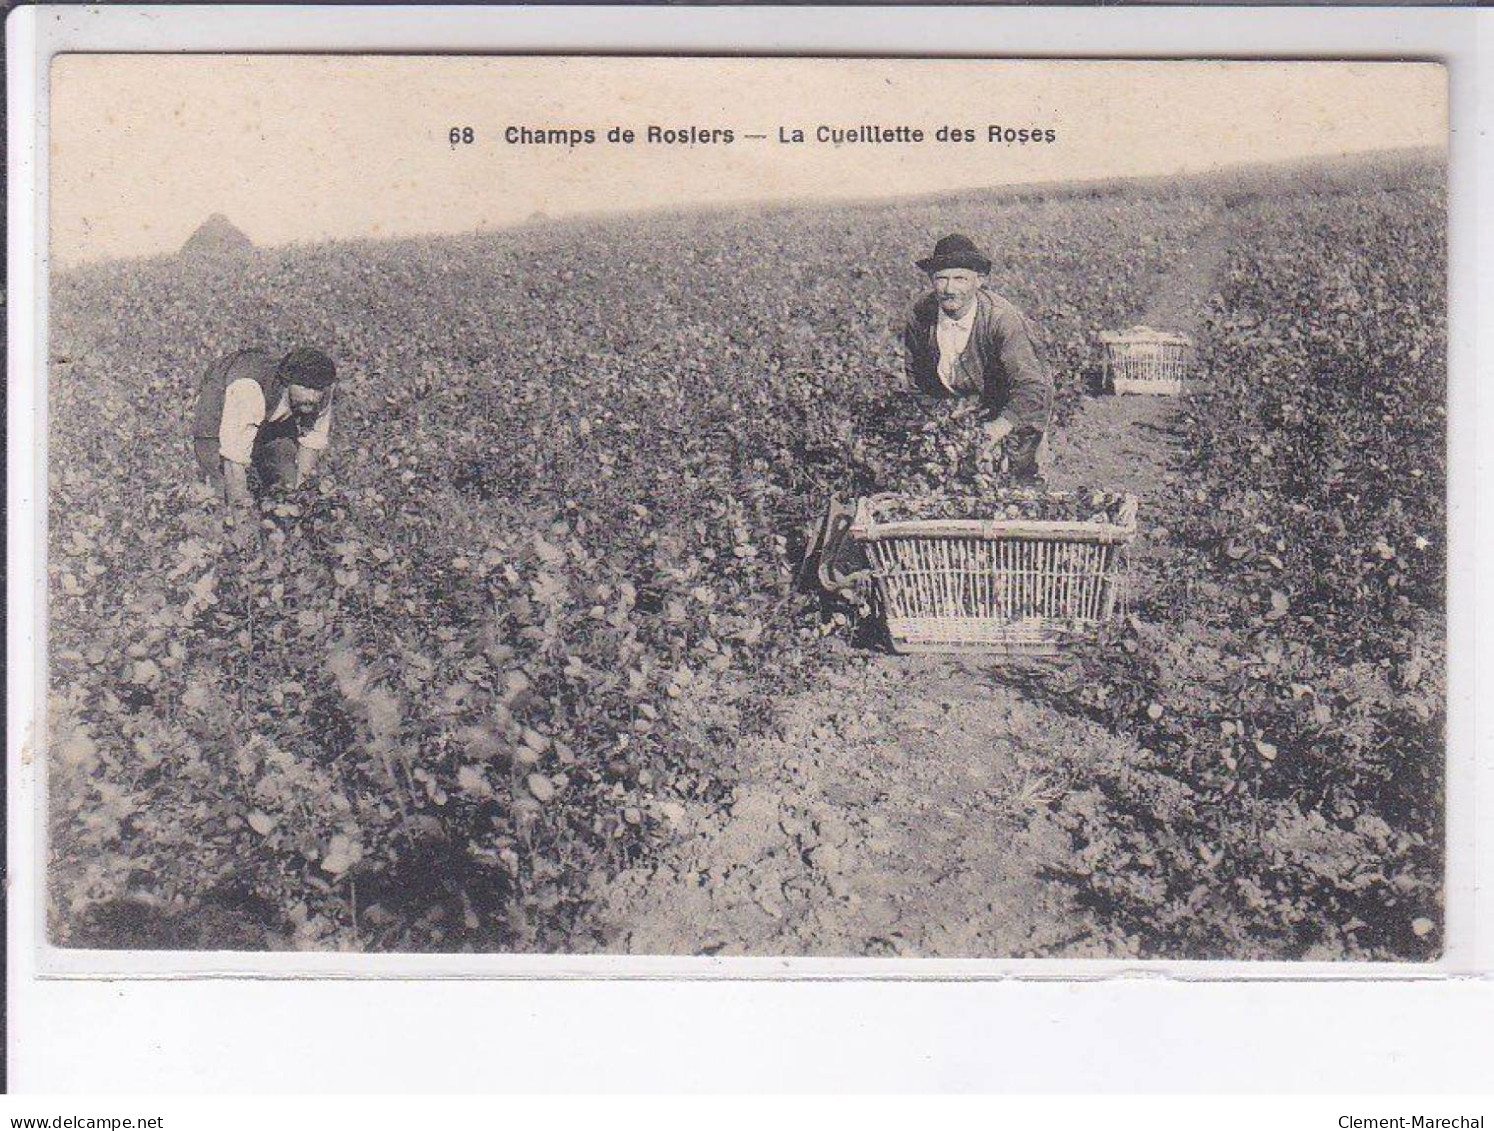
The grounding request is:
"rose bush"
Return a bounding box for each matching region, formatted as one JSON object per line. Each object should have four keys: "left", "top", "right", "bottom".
{"left": 1017, "top": 164, "right": 1446, "bottom": 959}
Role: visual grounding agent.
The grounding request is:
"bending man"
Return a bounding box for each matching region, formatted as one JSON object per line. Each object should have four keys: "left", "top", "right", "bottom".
{"left": 903, "top": 234, "right": 1053, "bottom": 481}
{"left": 191, "top": 347, "right": 339, "bottom": 507}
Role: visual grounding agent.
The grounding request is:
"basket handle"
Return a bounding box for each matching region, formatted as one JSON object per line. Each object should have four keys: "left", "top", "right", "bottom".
{"left": 854, "top": 493, "right": 902, "bottom": 528}
{"left": 819, "top": 500, "right": 875, "bottom": 591}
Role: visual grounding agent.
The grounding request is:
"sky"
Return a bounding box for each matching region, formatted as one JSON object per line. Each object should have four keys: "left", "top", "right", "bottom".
{"left": 50, "top": 56, "right": 1446, "bottom": 265}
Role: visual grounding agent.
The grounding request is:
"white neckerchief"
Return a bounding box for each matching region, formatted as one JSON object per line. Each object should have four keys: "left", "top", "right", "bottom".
{"left": 935, "top": 299, "right": 979, "bottom": 390}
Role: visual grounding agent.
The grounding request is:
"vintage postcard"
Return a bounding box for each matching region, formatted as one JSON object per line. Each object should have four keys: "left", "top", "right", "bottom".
{"left": 39, "top": 54, "right": 1447, "bottom": 967}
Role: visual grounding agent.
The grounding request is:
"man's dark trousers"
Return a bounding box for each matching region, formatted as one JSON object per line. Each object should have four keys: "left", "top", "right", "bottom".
{"left": 191, "top": 432, "right": 299, "bottom": 491}
{"left": 1005, "top": 426, "right": 1043, "bottom": 482}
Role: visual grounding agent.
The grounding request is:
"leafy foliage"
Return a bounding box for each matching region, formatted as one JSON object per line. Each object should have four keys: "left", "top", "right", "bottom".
{"left": 46, "top": 165, "right": 1443, "bottom": 959}
{"left": 869, "top": 487, "right": 1131, "bottom": 525}
{"left": 1017, "top": 167, "right": 1446, "bottom": 959}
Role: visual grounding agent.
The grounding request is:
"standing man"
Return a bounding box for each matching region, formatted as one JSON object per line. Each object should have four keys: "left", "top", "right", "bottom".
{"left": 903, "top": 234, "right": 1052, "bottom": 481}
{"left": 191, "top": 347, "right": 339, "bottom": 507}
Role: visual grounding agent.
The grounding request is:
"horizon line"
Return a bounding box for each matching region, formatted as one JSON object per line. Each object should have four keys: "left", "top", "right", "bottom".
{"left": 52, "top": 142, "right": 1446, "bottom": 274}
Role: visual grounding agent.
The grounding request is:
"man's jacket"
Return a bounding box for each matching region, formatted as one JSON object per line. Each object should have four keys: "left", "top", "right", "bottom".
{"left": 903, "top": 288, "right": 1053, "bottom": 429}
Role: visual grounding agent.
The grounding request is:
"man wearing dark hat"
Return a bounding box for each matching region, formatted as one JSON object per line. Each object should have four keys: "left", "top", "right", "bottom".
{"left": 191, "top": 346, "right": 339, "bottom": 507}
{"left": 904, "top": 234, "right": 1052, "bottom": 480}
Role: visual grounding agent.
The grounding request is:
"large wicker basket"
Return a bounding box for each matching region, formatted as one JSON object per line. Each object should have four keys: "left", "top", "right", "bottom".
{"left": 1099, "top": 326, "right": 1194, "bottom": 395}
{"left": 849, "top": 493, "right": 1138, "bottom": 656}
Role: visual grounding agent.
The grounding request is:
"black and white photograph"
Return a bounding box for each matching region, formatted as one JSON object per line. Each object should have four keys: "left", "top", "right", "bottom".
{"left": 40, "top": 55, "right": 1448, "bottom": 964}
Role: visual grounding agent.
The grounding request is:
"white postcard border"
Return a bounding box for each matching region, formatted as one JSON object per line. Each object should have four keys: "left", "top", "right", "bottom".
{"left": 8, "top": 2, "right": 1491, "bottom": 1093}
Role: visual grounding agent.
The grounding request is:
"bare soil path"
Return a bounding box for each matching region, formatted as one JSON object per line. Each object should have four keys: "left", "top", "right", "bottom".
{"left": 592, "top": 226, "right": 1232, "bottom": 957}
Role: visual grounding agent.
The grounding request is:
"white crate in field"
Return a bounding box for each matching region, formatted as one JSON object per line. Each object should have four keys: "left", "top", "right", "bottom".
{"left": 848, "top": 493, "right": 1138, "bottom": 657}
{"left": 1100, "top": 326, "right": 1194, "bottom": 395}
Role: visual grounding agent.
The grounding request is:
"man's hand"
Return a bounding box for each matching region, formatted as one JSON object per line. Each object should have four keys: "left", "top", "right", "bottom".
{"left": 295, "top": 445, "right": 319, "bottom": 487}
{"left": 221, "top": 459, "right": 253, "bottom": 508}
{"left": 981, "top": 417, "right": 1015, "bottom": 457}
{"left": 223, "top": 510, "right": 257, "bottom": 554}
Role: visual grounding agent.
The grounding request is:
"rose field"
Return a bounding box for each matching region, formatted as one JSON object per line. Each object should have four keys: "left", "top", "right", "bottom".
{"left": 44, "top": 151, "right": 1446, "bottom": 959}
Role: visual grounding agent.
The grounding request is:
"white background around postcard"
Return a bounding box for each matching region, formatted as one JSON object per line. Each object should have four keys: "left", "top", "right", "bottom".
{"left": 8, "top": 4, "right": 1493, "bottom": 1092}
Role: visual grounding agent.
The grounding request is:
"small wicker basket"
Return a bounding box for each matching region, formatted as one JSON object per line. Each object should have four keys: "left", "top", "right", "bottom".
{"left": 1099, "top": 326, "right": 1194, "bottom": 395}
{"left": 849, "top": 493, "right": 1138, "bottom": 656}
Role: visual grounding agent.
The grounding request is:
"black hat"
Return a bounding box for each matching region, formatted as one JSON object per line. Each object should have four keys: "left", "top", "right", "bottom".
{"left": 916, "top": 234, "right": 992, "bottom": 275}
{"left": 278, "top": 347, "right": 337, "bottom": 390}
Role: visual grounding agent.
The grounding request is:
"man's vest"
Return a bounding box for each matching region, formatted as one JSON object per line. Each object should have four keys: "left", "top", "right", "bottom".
{"left": 191, "top": 349, "right": 282, "bottom": 443}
